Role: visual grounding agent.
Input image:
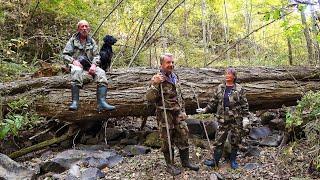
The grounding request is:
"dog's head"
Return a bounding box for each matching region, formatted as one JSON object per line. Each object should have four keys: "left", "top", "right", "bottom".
{"left": 103, "top": 35, "right": 117, "bottom": 45}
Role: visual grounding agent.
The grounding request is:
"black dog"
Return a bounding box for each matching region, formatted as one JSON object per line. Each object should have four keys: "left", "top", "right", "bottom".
{"left": 99, "top": 35, "right": 117, "bottom": 71}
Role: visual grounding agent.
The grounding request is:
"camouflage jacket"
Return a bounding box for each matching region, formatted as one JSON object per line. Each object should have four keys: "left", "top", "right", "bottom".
{"left": 62, "top": 33, "right": 100, "bottom": 65}
{"left": 146, "top": 72, "right": 185, "bottom": 112}
{"left": 205, "top": 83, "right": 249, "bottom": 122}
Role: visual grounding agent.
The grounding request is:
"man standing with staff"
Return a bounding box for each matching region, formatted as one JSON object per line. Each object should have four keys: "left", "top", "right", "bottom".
{"left": 146, "top": 53, "right": 199, "bottom": 176}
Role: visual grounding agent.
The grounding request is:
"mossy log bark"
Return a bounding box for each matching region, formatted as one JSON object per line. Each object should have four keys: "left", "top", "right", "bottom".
{"left": 1, "top": 67, "right": 319, "bottom": 122}
{"left": 8, "top": 127, "right": 77, "bottom": 159}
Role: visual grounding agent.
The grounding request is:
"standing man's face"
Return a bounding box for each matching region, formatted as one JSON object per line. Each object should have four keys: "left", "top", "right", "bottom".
{"left": 225, "top": 71, "right": 235, "bottom": 83}
{"left": 161, "top": 56, "right": 174, "bottom": 74}
{"left": 77, "top": 22, "right": 90, "bottom": 37}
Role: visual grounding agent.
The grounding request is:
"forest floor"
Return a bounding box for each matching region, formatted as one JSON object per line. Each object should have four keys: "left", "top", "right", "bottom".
{"left": 103, "top": 141, "right": 314, "bottom": 180}
{"left": 3, "top": 116, "right": 319, "bottom": 180}
{"left": 102, "top": 117, "right": 317, "bottom": 180}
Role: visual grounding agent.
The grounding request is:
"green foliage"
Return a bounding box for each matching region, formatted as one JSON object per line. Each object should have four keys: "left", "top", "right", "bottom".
{"left": 0, "top": 97, "right": 44, "bottom": 140}
{"left": 263, "top": 13, "right": 271, "bottom": 21}
{"left": 263, "top": 8, "right": 281, "bottom": 21}
{"left": 286, "top": 91, "right": 320, "bottom": 131}
{"left": 272, "top": 9, "right": 281, "bottom": 20}
{"left": 304, "top": 119, "right": 320, "bottom": 171}
{"left": 8, "top": 97, "right": 29, "bottom": 110}
{"left": 192, "top": 113, "right": 213, "bottom": 120}
{"left": 298, "top": 4, "right": 307, "bottom": 12}
{"left": 0, "top": 0, "right": 317, "bottom": 76}
{"left": 0, "top": 61, "right": 37, "bottom": 82}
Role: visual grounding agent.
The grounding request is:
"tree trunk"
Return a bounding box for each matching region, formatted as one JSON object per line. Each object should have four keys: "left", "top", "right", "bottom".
{"left": 201, "top": 0, "right": 208, "bottom": 66}
{"left": 244, "top": 0, "right": 252, "bottom": 35}
{"left": 160, "top": 9, "right": 167, "bottom": 53}
{"left": 223, "top": 0, "right": 230, "bottom": 62}
{"left": 311, "top": 9, "right": 320, "bottom": 64}
{"left": 287, "top": 38, "right": 293, "bottom": 65}
{"left": 301, "top": 9, "right": 314, "bottom": 65}
{"left": 1, "top": 67, "right": 319, "bottom": 122}
{"left": 281, "top": 8, "right": 293, "bottom": 65}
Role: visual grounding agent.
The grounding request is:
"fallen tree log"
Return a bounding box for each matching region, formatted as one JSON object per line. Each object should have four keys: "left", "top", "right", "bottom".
{"left": 9, "top": 125, "right": 78, "bottom": 159}
{"left": 1, "top": 67, "right": 319, "bottom": 122}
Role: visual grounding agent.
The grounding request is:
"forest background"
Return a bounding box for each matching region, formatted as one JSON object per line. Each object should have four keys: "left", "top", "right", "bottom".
{"left": 1, "top": 0, "right": 320, "bottom": 83}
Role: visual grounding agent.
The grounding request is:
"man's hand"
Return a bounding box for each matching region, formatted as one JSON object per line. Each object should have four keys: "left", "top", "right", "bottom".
{"left": 88, "top": 64, "right": 96, "bottom": 76}
{"left": 196, "top": 108, "right": 206, "bottom": 114}
{"left": 177, "top": 112, "right": 188, "bottom": 121}
{"left": 73, "top": 59, "right": 82, "bottom": 68}
{"left": 151, "top": 73, "right": 164, "bottom": 85}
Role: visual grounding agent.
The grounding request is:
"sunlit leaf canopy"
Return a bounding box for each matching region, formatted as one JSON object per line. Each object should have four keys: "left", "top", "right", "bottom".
{"left": 3, "top": 0, "right": 320, "bottom": 68}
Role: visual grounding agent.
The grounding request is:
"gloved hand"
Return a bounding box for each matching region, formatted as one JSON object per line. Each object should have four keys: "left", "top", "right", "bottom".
{"left": 72, "top": 59, "right": 82, "bottom": 68}
{"left": 88, "top": 64, "right": 96, "bottom": 76}
{"left": 242, "top": 117, "right": 250, "bottom": 130}
{"left": 196, "top": 108, "right": 206, "bottom": 114}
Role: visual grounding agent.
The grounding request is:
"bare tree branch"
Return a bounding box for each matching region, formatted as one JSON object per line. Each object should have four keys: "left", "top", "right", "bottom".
{"left": 128, "top": 0, "right": 186, "bottom": 67}
{"left": 92, "top": 0, "right": 125, "bottom": 37}
{"left": 205, "top": 11, "right": 293, "bottom": 67}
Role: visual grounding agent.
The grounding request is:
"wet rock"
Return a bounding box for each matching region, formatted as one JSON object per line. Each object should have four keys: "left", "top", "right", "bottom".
{"left": 185, "top": 118, "right": 218, "bottom": 139}
{"left": 120, "top": 138, "right": 138, "bottom": 145}
{"left": 65, "top": 173, "right": 78, "bottom": 180}
{"left": 209, "top": 173, "right": 218, "bottom": 180}
{"left": 51, "top": 173, "right": 65, "bottom": 179}
{"left": 81, "top": 167, "right": 105, "bottom": 180}
{"left": 249, "top": 126, "right": 272, "bottom": 140}
{"left": 269, "top": 118, "right": 285, "bottom": 130}
{"left": 76, "top": 144, "right": 110, "bottom": 151}
{"left": 244, "top": 163, "right": 260, "bottom": 170}
{"left": 60, "top": 139, "right": 73, "bottom": 148}
{"left": 40, "top": 150, "right": 54, "bottom": 161}
{"left": 0, "top": 153, "right": 36, "bottom": 180}
{"left": 104, "top": 128, "right": 125, "bottom": 141}
{"left": 40, "top": 161, "right": 66, "bottom": 174}
{"left": 245, "top": 146, "right": 261, "bottom": 157}
{"left": 83, "top": 157, "right": 108, "bottom": 169}
{"left": 80, "top": 134, "right": 99, "bottom": 145}
{"left": 66, "top": 165, "right": 105, "bottom": 180}
{"left": 123, "top": 145, "right": 151, "bottom": 157}
{"left": 68, "top": 164, "right": 81, "bottom": 178}
{"left": 210, "top": 172, "right": 223, "bottom": 180}
{"left": 260, "top": 111, "right": 277, "bottom": 124}
{"left": 40, "top": 149, "right": 123, "bottom": 174}
{"left": 259, "top": 133, "right": 283, "bottom": 147}
{"left": 125, "top": 130, "right": 149, "bottom": 142}
{"left": 144, "top": 132, "right": 161, "bottom": 148}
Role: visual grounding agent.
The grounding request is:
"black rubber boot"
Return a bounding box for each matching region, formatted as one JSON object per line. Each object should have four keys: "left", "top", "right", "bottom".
{"left": 204, "top": 148, "right": 222, "bottom": 167}
{"left": 163, "top": 151, "right": 181, "bottom": 176}
{"left": 180, "top": 148, "right": 199, "bottom": 171}
{"left": 69, "top": 84, "right": 80, "bottom": 111}
{"left": 230, "top": 148, "right": 239, "bottom": 169}
{"left": 97, "top": 85, "right": 115, "bottom": 111}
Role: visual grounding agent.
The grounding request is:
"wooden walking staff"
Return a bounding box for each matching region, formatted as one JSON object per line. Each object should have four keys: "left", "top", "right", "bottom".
{"left": 190, "top": 84, "right": 213, "bottom": 151}
{"left": 160, "top": 84, "right": 173, "bottom": 162}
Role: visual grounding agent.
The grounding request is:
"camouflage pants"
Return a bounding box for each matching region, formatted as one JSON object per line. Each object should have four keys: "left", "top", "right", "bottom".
{"left": 156, "top": 110, "right": 189, "bottom": 152}
{"left": 215, "top": 117, "right": 245, "bottom": 152}
{"left": 70, "top": 65, "right": 108, "bottom": 87}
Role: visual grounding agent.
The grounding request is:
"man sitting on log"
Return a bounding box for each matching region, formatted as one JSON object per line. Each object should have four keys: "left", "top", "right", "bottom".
{"left": 146, "top": 53, "right": 199, "bottom": 176}
{"left": 62, "top": 20, "right": 115, "bottom": 111}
